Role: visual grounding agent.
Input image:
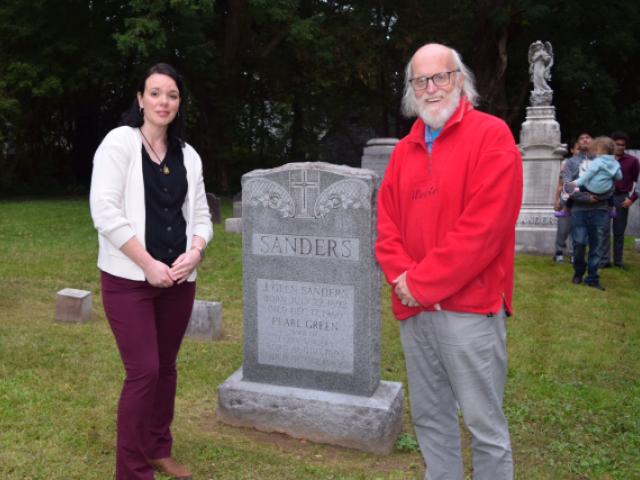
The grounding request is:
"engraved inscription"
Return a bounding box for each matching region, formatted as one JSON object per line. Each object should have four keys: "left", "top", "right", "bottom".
{"left": 252, "top": 234, "right": 359, "bottom": 260}
{"left": 314, "top": 179, "right": 371, "bottom": 218}
{"left": 257, "top": 279, "right": 354, "bottom": 374}
{"left": 290, "top": 170, "right": 320, "bottom": 218}
{"left": 244, "top": 178, "right": 295, "bottom": 217}
{"left": 517, "top": 213, "right": 557, "bottom": 226}
{"left": 246, "top": 170, "right": 371, "bottom": 219}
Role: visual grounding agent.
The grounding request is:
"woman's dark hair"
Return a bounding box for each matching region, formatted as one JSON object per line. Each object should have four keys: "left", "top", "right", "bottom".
{"left": 120, "top": 63, "right": 186, "bottom": 150}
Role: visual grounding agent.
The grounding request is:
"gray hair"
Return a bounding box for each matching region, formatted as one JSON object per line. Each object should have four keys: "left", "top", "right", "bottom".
{"left": 401, "top": 46, "right": 479, "bottom": 118}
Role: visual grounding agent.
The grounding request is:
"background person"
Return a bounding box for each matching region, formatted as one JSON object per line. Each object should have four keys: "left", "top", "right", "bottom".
{"left": 598, "top": 131, "right": 639, "bottom": 268}
{"left": 563, "top": 136, "right": 621, "bottom": 216}
{"left": 553, "top": 139, "right": 581, "bottom": 263}
{"left": 376, "top": 43, "right": 522, "bottom": 480}
{"left": 563, "top": 133, "right": 610, "bottom": 290}
{"left": 90, "top": 63, "right": 212, "bottom": 480}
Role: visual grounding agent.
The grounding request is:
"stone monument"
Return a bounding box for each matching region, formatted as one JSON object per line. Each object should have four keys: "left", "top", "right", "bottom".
{"left": 185, "top": 300, "right": 223, "bottom": 340}
{"left": 624, "top": 150, "right": 640, "bottom": 237}
{"left": 225, "top": 192, "right": 243, "bottom": 234}
{"left": 55, "top": 288, "right": 92, "bottom": 323}
{"left": 516, "top": 41, "right": 567, "bottom": 254}
{"left": 360, "top": 138, "right": 398, "bottom": 183}
{"left": 217, "top": 162, "right": 403, "bottom": 454}
{"left": 206, "top": 192, "right": 222, "bottom": 224}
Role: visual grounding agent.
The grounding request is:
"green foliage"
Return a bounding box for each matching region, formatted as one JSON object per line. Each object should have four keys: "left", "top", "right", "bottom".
{"left": 394, "top": 432, "right": 420, "bottom": 453}
{"left": 1, "top": 199, "right": 640, "bottom": 479}
{"left": 1, "top": 0, "right": 640, "bottom": 194}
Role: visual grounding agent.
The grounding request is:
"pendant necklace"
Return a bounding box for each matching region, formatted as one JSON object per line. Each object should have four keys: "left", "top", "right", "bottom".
{"left": 139, "top": 128, "right": 170, "bottom": 175}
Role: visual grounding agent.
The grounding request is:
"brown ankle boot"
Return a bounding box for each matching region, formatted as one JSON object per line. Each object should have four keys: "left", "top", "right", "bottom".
{"left": 149, "top": 457, "right": 192, "bottom": 479}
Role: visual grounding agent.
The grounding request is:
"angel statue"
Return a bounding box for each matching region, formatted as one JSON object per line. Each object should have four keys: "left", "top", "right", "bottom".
{"left": 528, "top": 41, "right": 553, "bottom": 105}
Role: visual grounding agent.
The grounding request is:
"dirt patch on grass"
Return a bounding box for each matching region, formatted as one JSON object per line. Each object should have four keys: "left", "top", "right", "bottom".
{"left": 191, "top": 408, "right": 424, "bottom": 477}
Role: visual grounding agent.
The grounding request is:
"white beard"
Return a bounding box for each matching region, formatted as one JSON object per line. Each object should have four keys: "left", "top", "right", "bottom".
{"left": 416, "top": 88, "right": 461, "bottom": 129}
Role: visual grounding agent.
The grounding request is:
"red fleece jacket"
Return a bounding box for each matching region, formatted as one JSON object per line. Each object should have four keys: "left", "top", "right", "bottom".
{"left": 375, "top": 98, "right": 523, "bottom": 320}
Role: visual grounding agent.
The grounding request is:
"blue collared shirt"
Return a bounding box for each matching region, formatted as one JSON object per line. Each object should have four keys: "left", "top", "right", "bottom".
{"left": 424, "top": 126, "right": 442, "bottom": 153}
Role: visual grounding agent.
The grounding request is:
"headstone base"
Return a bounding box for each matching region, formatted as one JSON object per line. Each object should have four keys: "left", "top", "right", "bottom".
{"left": 217, "top": 368, "right": 403, "bottom": 454}
{"left": 516, "top": 227, "right": 557, "bottom": 254}
{"left": 516, "top": 207, "right": 559, "bottom": 254}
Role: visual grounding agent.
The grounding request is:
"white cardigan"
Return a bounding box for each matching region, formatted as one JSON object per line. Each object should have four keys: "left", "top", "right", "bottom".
{"left": 90, "top": 126, "right": 213, "bottom": 281}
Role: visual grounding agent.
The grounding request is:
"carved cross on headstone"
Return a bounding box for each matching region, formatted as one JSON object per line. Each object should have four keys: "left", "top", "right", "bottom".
{"left": 290, "top": 170, "right": 320, "bottom": 218}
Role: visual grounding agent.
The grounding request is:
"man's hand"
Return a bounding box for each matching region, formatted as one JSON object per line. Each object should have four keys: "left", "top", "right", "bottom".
{"left": 621, "top": 198, "right": 633, "bottom": 209}
{"left": 392, "top": 272, "right": 420, "bottom": 307}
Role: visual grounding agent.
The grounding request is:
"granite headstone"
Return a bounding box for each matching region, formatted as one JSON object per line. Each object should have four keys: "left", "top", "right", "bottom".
{"left": 224, "top": 218, "right": 242, "bottom": 234}
{"left": 232, "top": 192, "right": 243, "bottom": 218}
{"left": 185, "top": 300, "right": 223, "bottom": 340}
{"left": 206, "top": 192, "right": 222, "bottom": 224}
{"left": 217, "top": 162, "right": 403, "bottom": 454}
{"left": 623, "top": 150, "right": 640, "bottom": 237}
{"left": 360, "top": 138, "right": 398, "bottom": 184}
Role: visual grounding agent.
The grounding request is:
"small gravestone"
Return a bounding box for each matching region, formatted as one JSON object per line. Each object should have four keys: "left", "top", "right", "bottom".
{"left": 225, "top": 192, "right": 243, "bottom": 233}
{"left": 217, "top": 162, "right": 403, "bottom": 454}
{"left": 232, "top": 201, "right": 242, "bottom": 218}
{"left": 206, "top": 193, "right": 222, "bottom": 224}
{"left": 224, "top": 217, "right": 242, "bottom": 234}
{"left": 623, "top": 151, "right": 640, "bottom": 236}
{"left": 56, "top": 288, "right": 92, "bottom": 323}
{"left": 360, "top": 138, "right": 398, "bottom": 183}
{"left": 185, "top": 300, "right": 223, "bottom": 340}
{"left": 635, "top": 238, "right": 640, "bottom": 252}
{"left": 232, "top": 192, "right": 243, "bottom": 218}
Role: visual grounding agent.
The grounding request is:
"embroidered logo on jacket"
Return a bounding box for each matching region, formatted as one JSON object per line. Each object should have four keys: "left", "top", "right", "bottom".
{"left": 411, "top": 185, "right": 438, "bottom": 200}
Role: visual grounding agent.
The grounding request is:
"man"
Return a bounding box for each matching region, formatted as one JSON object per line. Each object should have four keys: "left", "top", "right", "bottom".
{"left": 598, "top": 131, "right": 639, "bottom": 268}
{"left": 563, "top": 135, "right": 610, "bottom": 290}
{"left": 553, "top": 136, "right": 592, "bottom": 263}
{"left": 376, "top": 43, "right": 522, "bottom": 480}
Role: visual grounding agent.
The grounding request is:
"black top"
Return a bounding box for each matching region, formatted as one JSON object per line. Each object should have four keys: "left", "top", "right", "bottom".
{"left": 142, "top": 146, "right": 188, "bottom": 266}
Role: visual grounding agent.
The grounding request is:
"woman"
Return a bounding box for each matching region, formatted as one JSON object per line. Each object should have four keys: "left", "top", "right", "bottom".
{"left": 90, "top": 63, "right": 212, "bottom": 480}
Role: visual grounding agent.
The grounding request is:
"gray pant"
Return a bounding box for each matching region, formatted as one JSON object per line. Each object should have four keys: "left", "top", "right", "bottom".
{"left": 599, "top": 193, "right": 630, "bottom": 266}
{"left": 554, "top": 214, "right": 572, "bottom": 255}
{"left": 399, "top": 310, "right": 512, "bottom": 480}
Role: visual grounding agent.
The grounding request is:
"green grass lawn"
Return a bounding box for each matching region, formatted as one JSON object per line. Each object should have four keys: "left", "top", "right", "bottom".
{"left": 1, "top": 198, "right": 638, "bottom": 479}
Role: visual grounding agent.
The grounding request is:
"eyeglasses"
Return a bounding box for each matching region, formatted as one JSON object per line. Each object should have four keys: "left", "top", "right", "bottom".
{"left": 409, "top": 70, "right": 460, "bottom": 91}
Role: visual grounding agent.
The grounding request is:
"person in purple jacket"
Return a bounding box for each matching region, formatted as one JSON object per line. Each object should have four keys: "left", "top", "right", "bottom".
{"left": 598, "top": 131, "right": 639, "bottom": 268}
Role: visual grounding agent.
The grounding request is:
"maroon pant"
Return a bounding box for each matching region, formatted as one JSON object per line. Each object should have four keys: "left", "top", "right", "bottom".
{"left": 101, "top": 271, "right": 195, "bottom": 480}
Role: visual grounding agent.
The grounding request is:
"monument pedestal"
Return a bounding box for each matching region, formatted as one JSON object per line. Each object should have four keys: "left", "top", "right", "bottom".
{"left": 217, "top": 368, "right": 403, "bottom": 454}
{"left": 515, "top": 208, "right": 558, "bottom": 254}
{"left": 516, "top": 106, "right": 566, "bottom": 254}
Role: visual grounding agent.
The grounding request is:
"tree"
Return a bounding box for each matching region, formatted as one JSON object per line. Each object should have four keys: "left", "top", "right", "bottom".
{"left": 1, "top": 0, "right": 639, "bottom": 195}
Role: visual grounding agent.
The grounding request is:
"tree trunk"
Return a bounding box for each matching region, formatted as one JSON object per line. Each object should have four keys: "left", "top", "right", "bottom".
{"left": 472, "top": 0, "right": 511, "bottom": 121}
